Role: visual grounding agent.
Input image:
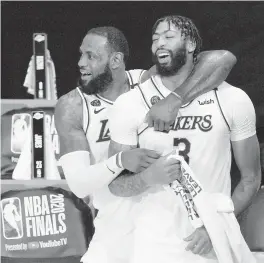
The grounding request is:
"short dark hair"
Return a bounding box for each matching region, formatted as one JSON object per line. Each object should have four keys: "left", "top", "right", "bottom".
{"left": 152, "top": 15, "right": 202, "bottom": 60}
{"left": 87, "top": 26, "right": 129, "bottom": 65}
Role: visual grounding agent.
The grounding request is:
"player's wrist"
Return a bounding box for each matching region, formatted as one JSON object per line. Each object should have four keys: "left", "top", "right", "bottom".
{"left": 105, "top": 152, "right": 124, "bottom": 175}
{"left": 120, "top": 151, "right": 131, "bottom": 171}
{"left": 168, "top": 91, "right": 184, "bottom": 108}
{"left": 140, "top": 166, "right": 155, "bottom": 187}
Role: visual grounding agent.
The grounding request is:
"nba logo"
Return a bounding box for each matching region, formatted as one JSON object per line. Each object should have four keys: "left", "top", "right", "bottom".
{"left": 1, "top": 197, "right": 23, "bottom": 239}
{"left": 11, "top": 113, "right": 31, "bottom": 154}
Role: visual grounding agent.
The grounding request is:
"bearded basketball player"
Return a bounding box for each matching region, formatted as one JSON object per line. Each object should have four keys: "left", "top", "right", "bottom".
{"left": 55, "top": 25, "right": 237, "bottom": 263}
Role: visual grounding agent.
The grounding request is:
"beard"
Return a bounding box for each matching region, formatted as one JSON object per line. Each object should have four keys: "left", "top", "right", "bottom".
{"left": 152, "top": 45, "right": 187, "bottom": 76}
{"left": 79, "top": 63, "right": 113, "bottom": 95}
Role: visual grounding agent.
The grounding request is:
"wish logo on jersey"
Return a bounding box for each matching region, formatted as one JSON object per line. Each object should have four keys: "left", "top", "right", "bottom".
{"left": 11, "top": 114, "right": 31, "bottom": 154}
{"left": 1, "top": 197, "right": 23, "bottom": 239}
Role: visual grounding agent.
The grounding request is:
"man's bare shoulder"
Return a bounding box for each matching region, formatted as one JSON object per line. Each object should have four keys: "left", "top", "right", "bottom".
{"left": 54, "top": 89, "right": 83, "bottom": 130}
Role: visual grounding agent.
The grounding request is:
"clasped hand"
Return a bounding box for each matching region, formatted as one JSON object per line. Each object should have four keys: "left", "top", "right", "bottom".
{"left": 122, "top": 149, "right": 182, "bottom": 186}
{"left": 145, "top": 93, "right": 182, "bottom": 132}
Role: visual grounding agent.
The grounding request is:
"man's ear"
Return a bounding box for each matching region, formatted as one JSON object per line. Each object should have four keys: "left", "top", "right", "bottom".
{"left": 186, "top": 38, "right": 196, "bottom": 53}
{"left": 110, "top": 52, "right": 124, "bottom": 69}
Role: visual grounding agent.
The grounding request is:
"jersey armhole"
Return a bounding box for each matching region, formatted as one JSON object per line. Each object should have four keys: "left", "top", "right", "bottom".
{"left": 214, "top": 88, "right": 231, "bottom": 131}
{"left": 77, "top": 87, "right": 90, "bottom": 134}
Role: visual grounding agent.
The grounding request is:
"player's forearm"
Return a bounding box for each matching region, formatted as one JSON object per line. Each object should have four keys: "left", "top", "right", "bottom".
{"left": 60, "top": 151, "right": 124, "bottom": 198}
{"left": 108, "top": 170, "right": 149, "bottom": 197}
{"left": 174, "top": 50, "right": 237, "bottom": 104}
{"left": 232, "top": 171, "right": 261, "bottom": 216}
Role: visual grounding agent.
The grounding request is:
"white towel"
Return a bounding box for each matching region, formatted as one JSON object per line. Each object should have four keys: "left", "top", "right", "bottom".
{"left": 169, "top": 155, "right": 256, "bottom": 263}
{"left": 12, "top": 121, "right": 61, "bottom": 180}
{"left": 23, "top": 50, "right": 57, "bottom": 100}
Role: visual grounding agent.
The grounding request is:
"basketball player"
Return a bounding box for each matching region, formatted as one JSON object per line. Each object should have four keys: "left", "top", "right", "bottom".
{"left": 108, "top": 16, "right": 261, "bottom": 263}
{"left": 55, "top": 26, "right": 237, "bottom": 263}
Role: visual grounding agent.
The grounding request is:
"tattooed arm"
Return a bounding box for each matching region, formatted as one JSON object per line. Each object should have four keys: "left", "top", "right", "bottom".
{"left": 55, "top": 90, "right": 160, "bottom": 198}
{"left": 108, "top": 141, "right": 150, "bottom": 197}
{"left": 108, "top": 140, "right": 181, "bottom": 197}
{"left": 108, "top": 88, "right": 181, "bottom": 197}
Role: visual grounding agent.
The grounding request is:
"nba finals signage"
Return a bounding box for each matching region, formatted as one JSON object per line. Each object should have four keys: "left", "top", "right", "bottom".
{"left": 1, "top": 100, "right": 62, "bottom": 179}
{"left": 1, "top": 188, "right": 93, "bottom": 258}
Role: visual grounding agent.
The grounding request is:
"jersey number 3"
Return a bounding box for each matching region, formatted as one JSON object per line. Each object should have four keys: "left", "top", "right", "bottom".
{"left": 173, "top": 138, "right": 191, "bottom": 164}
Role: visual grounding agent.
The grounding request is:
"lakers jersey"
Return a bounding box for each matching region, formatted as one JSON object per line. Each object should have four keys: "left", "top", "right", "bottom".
{"left": 76, "top": 69, "right": 145, "bottom": 209}
{"left": 77, "top": 70, "right": 145, "bottom": 163}
{"left": 110, "top": 75, "right": 256, "bottom": 196}
{"left": 109, "top": 75, "right": 256, "bottom": 263}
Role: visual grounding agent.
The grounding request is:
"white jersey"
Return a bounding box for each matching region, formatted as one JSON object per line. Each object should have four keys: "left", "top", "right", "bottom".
{"left": 111, "top": 75, "right": 256, "bottom": 196}
{"left": 79, "top": 70, "right": 146, "bottom": 263}
{"left": 78, "top": 69, "right": 145, "bottom": 164}
{"left": 77, "top": 69, "right": 145, "bottom": 208}
{"left": 109, "top": 75, "right": 256, "bottom": 263}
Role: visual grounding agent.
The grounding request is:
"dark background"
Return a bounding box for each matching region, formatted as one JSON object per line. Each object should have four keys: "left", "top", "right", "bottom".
{"left": 2, "top": 1, "right": 264, "bottom": 134}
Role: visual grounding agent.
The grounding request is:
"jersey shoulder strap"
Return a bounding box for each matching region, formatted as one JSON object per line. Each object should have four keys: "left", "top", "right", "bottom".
{"left": 126, "top": 69, "right": 146, "bottom": 89}
{"left": 214, "top": 88, "right": 231, "bottom": 131}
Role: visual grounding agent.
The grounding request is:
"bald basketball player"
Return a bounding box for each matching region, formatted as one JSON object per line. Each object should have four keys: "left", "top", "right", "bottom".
{"left": 55, "top": 26, "right": 237, "bottom": 263}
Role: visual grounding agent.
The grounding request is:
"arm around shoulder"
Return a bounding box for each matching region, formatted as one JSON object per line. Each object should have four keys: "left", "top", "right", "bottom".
{"left": 197, "top": 50, "right": 237, "bottom": 68}
{"left": 175, "top": 50, "right": 237, "bottom": 102}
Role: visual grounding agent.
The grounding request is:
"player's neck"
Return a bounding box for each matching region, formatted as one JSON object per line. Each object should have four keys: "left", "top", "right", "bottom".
{"left": 160, "top": 58, "right": 194, "bottom": 92}
{"left": 98, "top": 71, "right": 129, "bottom": 102}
